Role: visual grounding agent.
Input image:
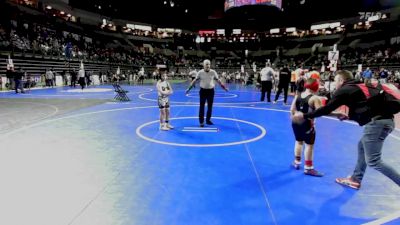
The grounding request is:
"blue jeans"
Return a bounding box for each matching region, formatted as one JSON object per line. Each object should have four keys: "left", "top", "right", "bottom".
{"left": 351, "top": 118, "right": 400, "bottom": 186}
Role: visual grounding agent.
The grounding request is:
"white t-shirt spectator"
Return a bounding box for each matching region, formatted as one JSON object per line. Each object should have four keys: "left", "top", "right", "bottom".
{"left": 139, "top": 70, "right": 145, "bottom": 77}
{"left": 45, "top": 70, "right": 54, "bottom": 80}
{"left": 78, "top": 69, "right": 85, "bottom": 78}
{"left": 189, "top": 70, "right": 197, "bottom": 78}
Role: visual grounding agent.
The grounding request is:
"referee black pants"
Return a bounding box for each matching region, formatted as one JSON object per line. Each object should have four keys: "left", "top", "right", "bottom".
{"left": 261, "top": 81, "right": 273, "bottom": 102}
{"left": 199, "top": 88, "right": 214, "bottom": 124}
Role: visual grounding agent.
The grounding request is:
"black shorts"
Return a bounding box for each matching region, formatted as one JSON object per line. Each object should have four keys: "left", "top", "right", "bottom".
{"left": 292, "top": 121, "right": 316, "bottom": 145}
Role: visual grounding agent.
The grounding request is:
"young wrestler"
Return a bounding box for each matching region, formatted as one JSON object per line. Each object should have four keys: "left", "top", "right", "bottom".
{"left": 290, "top": 78, "right": 324, "bottom": 176}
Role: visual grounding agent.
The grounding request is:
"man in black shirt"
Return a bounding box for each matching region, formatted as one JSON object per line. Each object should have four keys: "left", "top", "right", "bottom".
{"left": 14, "top": 68, "right": 25, "bottom": 94}
{"left": 293, "top": 70, "right": 399, "bottom": 190}
{"left": 6, "top": 67, "right": 14, "bottom": 90}
{"left": 70, "top": 69, "right": 77, "bottom": 88}
{"left": 274, "top": 65, "right": 291, "bottom": 105}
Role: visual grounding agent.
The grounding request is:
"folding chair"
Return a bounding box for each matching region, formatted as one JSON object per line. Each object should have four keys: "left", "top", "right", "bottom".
{"left": 112, "top": 83, "right": 130, "bottom": 101}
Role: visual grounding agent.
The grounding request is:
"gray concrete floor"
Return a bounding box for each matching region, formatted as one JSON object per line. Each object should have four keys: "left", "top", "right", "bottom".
{"left": 0, "top": 99, "right": 107, "bottom": 134}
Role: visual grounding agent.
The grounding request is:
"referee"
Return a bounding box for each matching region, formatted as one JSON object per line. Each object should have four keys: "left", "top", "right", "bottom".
{"left": 260, "top": 62, "right": 275, "bottom": 102}
{"left": 186, "top": 60, "right": 228, "bottom": 127}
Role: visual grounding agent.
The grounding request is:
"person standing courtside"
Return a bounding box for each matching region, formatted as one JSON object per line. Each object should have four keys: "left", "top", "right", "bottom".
{"left": 290, "top": 66, "right": 297, "bottom": 94}
{"left": 189, "top": 68, "right": 197, "bottom": 89}
{"left": 186, "top": 60, "right": 228, "bottom": 127}
{"left": 260, "top": 62, "right": 275, "bottom": 102}
{"left": 14, "top": 68, "right": 25, "bottom": 94}
{"left": 70, "top": 68, "right": 77, "bottom": 88}
{"left": 78, "top": 67, "right": 86, "bottom": 90}
{"left": 45, "top": 68, "right": 54, "bottom": 87}
{"left": 274, "top": 65, "right": 291, "bottom": 105}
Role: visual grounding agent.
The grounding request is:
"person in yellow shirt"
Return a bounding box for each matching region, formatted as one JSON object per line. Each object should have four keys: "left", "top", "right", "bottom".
{"left": 290, "top": 69, "right": 298, "bottom": 94}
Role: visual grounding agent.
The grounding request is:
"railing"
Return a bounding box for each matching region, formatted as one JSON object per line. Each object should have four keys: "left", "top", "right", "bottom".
{"left": 0, "top": 54, "right": 135, "bottom": 76}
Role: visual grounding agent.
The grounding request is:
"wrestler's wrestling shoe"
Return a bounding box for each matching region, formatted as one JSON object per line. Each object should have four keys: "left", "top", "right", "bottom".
{"left": 292, "top": 161, "right": 301, "bottom": 170}
{"left": 160, "top": 124, "right": 170, "bottom": 131}
{"left": 304, "top": 169, "right": 324, "bottom": 177}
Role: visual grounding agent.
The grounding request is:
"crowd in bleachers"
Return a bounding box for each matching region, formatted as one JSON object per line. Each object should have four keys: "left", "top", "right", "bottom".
{"left": 0, "top": 18, "right": 179, "bottom": 66}
{"left": 2, "top": 15, "right": 400, "bottom": 70}
{"left": 0, "top": 2, "right": 179, "bottom": 67}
